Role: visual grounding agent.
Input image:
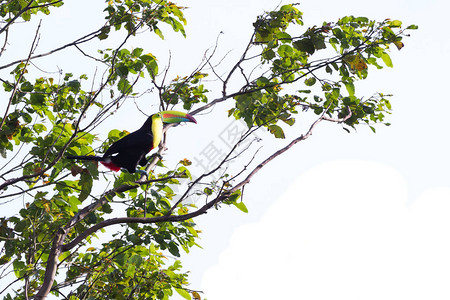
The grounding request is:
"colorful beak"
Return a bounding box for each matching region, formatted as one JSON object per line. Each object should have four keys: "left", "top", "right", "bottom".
{"left": 160, "top": 110, "right": 197, "bottom": 124}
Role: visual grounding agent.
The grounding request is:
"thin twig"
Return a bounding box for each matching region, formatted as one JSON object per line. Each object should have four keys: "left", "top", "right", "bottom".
{"left": 0, "top": 0, "right": 34, "bottom": 35}
{"left": 0, "top": 27, "right": 104, "bottom": 71}
{"left": 0, "top": 20, "right": 41, "bottom": 131}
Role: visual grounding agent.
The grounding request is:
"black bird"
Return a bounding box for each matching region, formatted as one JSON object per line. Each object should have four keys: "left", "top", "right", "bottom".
{"left": 67, "top": 110, "right": 196, "bottom": 175}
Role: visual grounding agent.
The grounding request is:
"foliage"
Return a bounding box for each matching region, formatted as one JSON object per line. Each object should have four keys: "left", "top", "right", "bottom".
{"left": 0, "top": 1, "right": 416, "bottom": 299}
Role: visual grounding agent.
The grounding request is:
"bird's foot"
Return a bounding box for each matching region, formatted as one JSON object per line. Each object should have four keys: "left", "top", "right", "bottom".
{"left": 149, "top": 153, "right": 163, "bottom": 161}
{"left": 135, "top": 169, "right": 149, "bottom": 179}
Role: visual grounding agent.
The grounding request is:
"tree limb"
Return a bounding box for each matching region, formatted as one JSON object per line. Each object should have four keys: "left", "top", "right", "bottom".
{"left": 0, "top": 27, "right": 104, "bottom": 71}
{"left": 61, "top": 192, "right": 229, "bottom": 252}
{"left": 229, "top": 106, "right": 340, "bottom": 194}
{"left": 321, "top": 106, "right": 352, "bottom": 123}
{"left": 0, "top": 20, "right": 41, "bottom": 131}
{"left": 34, "top": 170, "right": 184, "bottom": 298}
{"left": 0, "top": 0, "right": 34, "bottom": 35}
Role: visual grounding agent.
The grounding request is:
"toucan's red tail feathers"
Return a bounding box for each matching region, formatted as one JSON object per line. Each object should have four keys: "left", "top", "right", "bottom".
{"left": 68, "top": 155, "right": 121, "bottom": 172}
{"left": 100, "top": 161, "right": 121, "bottom": 172}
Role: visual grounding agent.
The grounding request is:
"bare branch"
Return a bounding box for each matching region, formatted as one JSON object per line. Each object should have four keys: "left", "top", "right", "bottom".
{"left": 61, "top": 191, "right": 229, "bottom": 252}
{"left": 321, "top": 106, "right": 353, "bottom": 123}
{"left": 0, "top": 20, "right": 41, "bottom": 131}
{"left": 0, "top": 26, "right": 9, "bottom": 56}
{"left": 0, "top": 0, "right": 34, "bottom": 35}
{"left": 0, "top": 27, "right": 104, "bottom": 71}
{"left": 34, "top": 157, "right": 184, "bottom": 298}
{"left": 222, "top": 35, "right": 255, "bottom": 98}
{"left": 0, "top": 19, "right": 146, "bottom": 192}
{"left": 230, "top": 111, "right": 329, "bottom": 194}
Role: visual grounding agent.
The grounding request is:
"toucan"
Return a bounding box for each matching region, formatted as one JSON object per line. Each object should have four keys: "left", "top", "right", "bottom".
{"left": 67, "top": 110, "right": 196, "bottom": 175}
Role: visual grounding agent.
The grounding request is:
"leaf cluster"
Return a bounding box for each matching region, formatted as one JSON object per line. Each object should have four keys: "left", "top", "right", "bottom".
{"left": 230, "top": 6, "right": 417, "bottom": 138}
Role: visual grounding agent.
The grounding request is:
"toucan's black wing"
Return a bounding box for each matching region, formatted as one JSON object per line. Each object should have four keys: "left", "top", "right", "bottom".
{"left": 103, "top": 130, "right": 153, "bottom": 158}
{"left": 110, "top": 148, "right": 146, "bottom": 173}
{"left": 138, "top": 156, "right": 148, "bottom": 166}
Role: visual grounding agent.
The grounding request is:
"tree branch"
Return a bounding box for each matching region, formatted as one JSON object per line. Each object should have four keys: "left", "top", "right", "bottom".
{"left": 0, "top": 19, "right": 146, "bottom": 192}
{"left": 0, "top": 0, "right": 34, "bottom": 35}
{"left": 0, "top": 20, "right": 41, "bottom": 131}
{"left": 62, "top": 192, "right": 229, "bottom": 252}
{"left": 0, "top": 0, "right": 64, "bottom": 35}
{"left": 0, "top": 27, "right": 104, "bottom": 71}
{"left": 229, "top": 107, "right": 336, "bottom": 194}
{"left": 34, "top": 168, "right": 184, "bottom": 298}
{"left": 321, "top": 106, "right": 353, "bottom": 123}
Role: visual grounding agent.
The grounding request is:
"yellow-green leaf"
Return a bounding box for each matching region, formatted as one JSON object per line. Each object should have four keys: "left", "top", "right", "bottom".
{"left": 388, "top": 20, "right": 402, "bottom": 27}
{"left": 268, "top": 124, "right": 285, "bottom": 139}
{"left": 175, "top": 288, "right": 191, "bottom": 300}
{"left": 345, "top": 82, "right": 355, "bottom": 96}
{"left": 343, "top": 54, "right": 368, "bottom": 72}
{"left": 233, "top": 201, "right": 248, "bottom": 213}
{"left": 381, "top": 52, "right": 393, "bottom": 67}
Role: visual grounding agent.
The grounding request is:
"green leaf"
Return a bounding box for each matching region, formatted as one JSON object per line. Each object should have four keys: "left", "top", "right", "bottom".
{"left": 187, "top": 226, "right": 198, "bottom": 238}
{"left": 21, "top": 113, "right": 32, "bottom": 123}
{"left": 107, "top": 129, "right": 123, "bottom": 140}
{"left": 68, "top": 196, "right": 81, "bottom": 210}
{"left": 345, "top": 82, "right": 355, "bottom": 96}
{"left": 142, "top": 54, "right": 158, "bottom": 78}
{"left": 118, "top": 78, "right": 132, "bottom": 94}
{"left": 30, "top": 93, "right": 45, "bottom": 106}
{"left": 67, "top": 80, "right": 81, "bottom": 92}
{"left": 233, "top": 201, "right": 248, "bottom": 213}
{"left": 132, "top": 48, "right": 144, "bottom": 57}
{"left": 168, "top": 241, "right": 180, "bottom": 257}
{"left": 381, "top": 52, "right": 393, "bottom": 67}
{"left": 355, "top": 17, "right": 369, "bottom": 23}
{"left": 116, "top": 65, "right": 129, "bottom": 77}
{"left": 311, "top": 34, "right": 326, "bottom": 50}
{"left": 268, "top": 124, "right": 285, "bottom": 138}
{"left": 276, "top": 31, "right": 291, "bottom": 42}
{"left": 14, "top": 220, "right": 28, "bottom": 232}
{"left": 79, "top": 172, "right": 93, "bottom": 202}
{"left": 98, "top": 26, "right": 110, "bottom": 40}
{"left": 175, "top": 288, "right": 191, "bottom": 300}
{"left": 33, "top": 123, "right": 46, "bottom": 133}
{"left": 204, "top": 187, "right": 213, "bottom": 195}
{"left": 388, "top": 20, "right": 402, "bottom": 27}
{"left": 293, "top": 38, "right": 315, "bottom": 55}
{"left": 407, "top": 24, "right": 419, "bottom": 30}
{"left": 13, "top": 260, "right": 25, "bottom": 278}
{"left": 21, "top": 81, "right": 33, "bottom": 92}
{"left": 282, "top": 118, "right": 295, "bottom": 126}
{"left": 262, "top": 49, "right": 276, "bottom": 60}
{"left": 114, "top": 253, "right": 127, "bottom": 266}
{"left": 256, "top": 76, "right": 270, "bottom": 87}
{"left": 129, "top": 255, "right": 143, "bottom": 267}
{"left": 228, "top": 190, "right": 241, "bottom": 203}
{"left": 59, "top": 251, "right": 71, "bottom": 262}
{"left": 304, "top": 77, "right": 316, "bottom": 87}
{"left": 277, "top": 44, "right": 294, "bottom": 57}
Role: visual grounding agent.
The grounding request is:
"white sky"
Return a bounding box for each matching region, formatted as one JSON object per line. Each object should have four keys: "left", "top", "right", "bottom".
{"left": 178, "top": 0, "right": 450, "bottom": 299}
{"left": 2, "top": 0, "right": 449, "bottom": 299}
{"left": 201, "top": 161, "right": 450, "bottom": 299}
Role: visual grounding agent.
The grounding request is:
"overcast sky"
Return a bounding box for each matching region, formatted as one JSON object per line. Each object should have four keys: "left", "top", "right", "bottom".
{"left": 176, "top": 0, "right": 450, "bottom": 299}
{"left": 2, "top": 0, "right": 449, "bottom": 299}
